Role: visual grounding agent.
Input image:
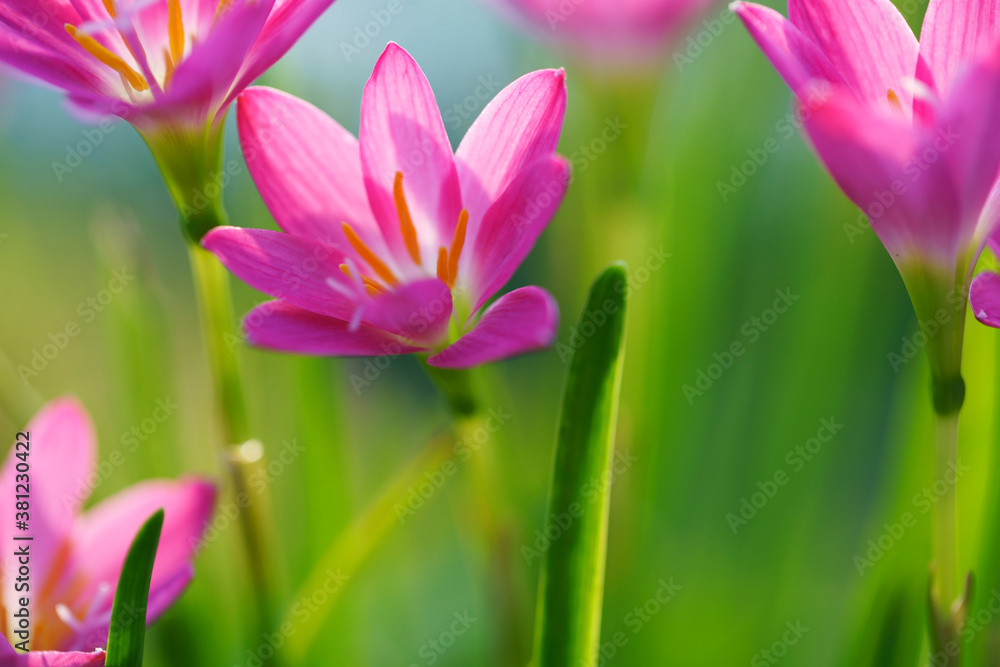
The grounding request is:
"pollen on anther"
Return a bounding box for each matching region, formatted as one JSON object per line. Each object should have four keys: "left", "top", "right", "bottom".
{"left": 887, "top": 89, "right": 903, "bottom": 114}
{"left": 393, "top": 172, "right": 422, "bottom": 266}
{"left": 447, "top": 209, "right": 468, "bottom": 286}
{"left": 436, "top": 247, "right": 449, "bottom": 285}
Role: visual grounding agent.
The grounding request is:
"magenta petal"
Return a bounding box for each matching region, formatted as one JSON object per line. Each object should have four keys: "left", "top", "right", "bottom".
{"left": 455, "top": 69, "right": 566, "bottom": 228}
{"left": 971, "top": 272, "right": 1000, "bottom": 327}
{"left": 0, "top": 635, "right": 105, "bottom": 666}
{"left": 69, "top": 479, "right": 216, "bottom": 636}
{"left": 202, "top": 227, "right": 357, "bottom": 321}
{"left": 468, "top": 156, "right": 570, "bottom": 310}
{"left": 732, "top": 3, "right": 848, "bottom": 97}
{"left": 788, "top": 0, "right": 919, "bottom": 113}
{"left": 0, "top": 398, "right": 95, "bottom": 622}
{"left": 360, "top": 43, "right": 462, "bottom": 262}
{"left": 918, "top": 0, "right": 1000, "bottom": 96}
{"left": 0, "top": 25, "right": 106, "bottom": 96}
{"left": 428, "top": 287, "right": 558, "bottom": 368}
{"left": 244, "top": 300, "right": 425, "bottom": 356}
{"left": 237, "top": 87, "right": 380, "bottom": 244}
{"left": 363, "top": 279, "right": 452, "bottom": 346}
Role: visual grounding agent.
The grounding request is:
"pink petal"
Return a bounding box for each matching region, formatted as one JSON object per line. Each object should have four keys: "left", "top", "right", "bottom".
{"left": 732, "top": 2, "right": 848, "bottom": 97}
{"left": 68, "top": 478, "right": 216, "bottom": 639}
{"left": 237, "top": 87, "right": 380, "bottom": 244}
{"left": 467, "top": 156, "right": 570, "bottom": 311}
{"left": 427, "top": 286, "right": 558, "bottom": 368}
{"left": 363, "top": 279, "right": 452, "bottom": 346}
{"left": 788, "top": 0, "right": 919, "bottom": 114}
{"left": 0, "top": 398, "right": 95, "bottom": 630}
{"left": 0, "top": 635, "right": 105, "bottom": 666}
{"left": 454, "top": 69, "right": 566, "bottom": 230}
{"left": 971, "top": 271, "right": 1000, "bottom": 327}
{"left": 243, "top": 300, "right": 425, "bottom": 356}
{"left": 359, "top": 43, "right": 462, "bottom": 264}
{"left": 0, "top": 25, "right": 107, "bottom": 95}
{"left": 202, "top": 227, "right": 357, "bottom": 321}
{"left": 801, "top": 90, "right": 961, "bottom": 264}
{"left": 918, "top": 0, "right": 1000, "bottom": 97}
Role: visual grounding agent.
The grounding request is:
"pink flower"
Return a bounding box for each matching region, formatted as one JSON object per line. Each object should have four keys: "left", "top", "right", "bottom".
{"left": 203, "top": 43, "right": 568, "bottom": 368}
{"left": 733, "top": 0, "right": 1000, "bottom": 380}
{"left": 0, "top": 0, "right": 335, "bottom": 134}
{"left": 497, "top": 0, "right": 716, "bottom": 62}
{"left": 0, "top": 397, "right": 216, "bottom": 659}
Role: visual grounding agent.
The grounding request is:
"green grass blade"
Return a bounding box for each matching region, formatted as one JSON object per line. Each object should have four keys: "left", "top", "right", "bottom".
{"left": 105, "top": 508, "right": 164, "bottom": 667}
{"left": 532, "top": 262, "right": 629, "bottom": 667}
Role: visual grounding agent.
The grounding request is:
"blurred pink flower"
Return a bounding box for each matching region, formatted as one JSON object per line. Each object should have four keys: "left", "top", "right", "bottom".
{"left": 735, "top": 0, "right": 1000, "bottom": 373}
{"left": 203, "top": 43, "right": 568, "bottom": 368}
{"left": 0, "top": 0, "right": 336, "bottom": 134}
{"left": 499, "top": 0, "right": 717, "bottom": 62}
{"left": 0, "top": 397, "right": 216, "bottom": 659}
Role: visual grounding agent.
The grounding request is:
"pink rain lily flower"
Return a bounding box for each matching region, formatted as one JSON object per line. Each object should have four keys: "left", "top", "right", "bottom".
{"left": 498, "top": 0, "right": 716, "bottom": 63}
{"left": 203, "top": 43, "right": 568, "bottom": 368}
{"left": 733, "top": 0, "right": 1000, "bottom": 384}
{"left": 0, "top": 397, "right": 216, "bottom": 662}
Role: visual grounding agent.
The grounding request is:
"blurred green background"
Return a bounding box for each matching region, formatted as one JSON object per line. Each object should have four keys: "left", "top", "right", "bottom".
{"left": 2, "top": 0, "right": 999, "bottom": 664}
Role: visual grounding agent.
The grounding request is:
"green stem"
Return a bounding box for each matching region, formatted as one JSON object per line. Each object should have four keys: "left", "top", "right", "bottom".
{"left": 934, "top": 410, "right": 959, "bottom": 613}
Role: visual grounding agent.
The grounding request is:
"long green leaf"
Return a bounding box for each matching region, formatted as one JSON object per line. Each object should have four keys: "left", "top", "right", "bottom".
{"left": 104, "top": 508, "right": 164, "bottom": 667}
{"left": 532, "top": 262, "right": 629, "bottom": 667}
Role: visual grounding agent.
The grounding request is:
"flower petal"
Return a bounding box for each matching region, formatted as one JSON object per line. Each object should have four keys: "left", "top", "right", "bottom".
{"left": 67, "top": 478, "right": 216, "bottom": 644}
{"left": 732, "top": 2, "right": 848, "bottom": 97}
{"left": 454, "top": 69, "right": 566, "bottom": 229}
{"left": 1, "top": 397, "right": 95, "bottom": 632}
{"left": 918, "top": 0, "right": 1000, "bottom": 97}
{"left": 202, "top": 227, "right": 357, "bottom": 321}
{"left": 787, "top": 0, "right": 919, "bottom": 114}
{"left": 466, "top": 156, "right": 570, "bottom": 310}
{"left": 0, "top": 636, "right": 105, "bottom": 666}
{"left": 243, "top": 300, "right": 425, "bottom": 356}
{"left": 428, "top": 286, "right": 558, "bottom": 368}
{"left": 971, "top": 271, "right": 1000, "bottom": 327}
{"left": 363, "top": 279, "right": 452, "bottom": 346}
{"left": 237, "top": 86, "right": 380, "bottom": 244}
{"left": 359, "top": 43, "right": 462, "bottom": 264}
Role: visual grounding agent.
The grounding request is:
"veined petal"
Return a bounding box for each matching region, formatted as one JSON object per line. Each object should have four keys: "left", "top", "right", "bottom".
{"left": 788, "top": 0, "right": 919, "bottom": 115}
{"left": 360, "top": 43, "right": 462, "bottom": 263}
{"left": 455, "top": 69, "right": 566, "bottom": 231}
{"left": 732, "top": 2, "right": 848, "bottom": 97}
{"left": 427, "top": 286, "right": 558, "bottom": 368}
{"left": 0, "top": 24, "right": 109, "bottom": 95}
{"left": 971, "top": 271, "right": 1000, "bottom": 327}
{"left": 918, "top": 0, "right": 1000, "bottom": 97}
{"left": 362, "top": 278, "right": 452, "bottom": 346}
{"left": 1, "top": 398, "right": 95, "bottom": 633}
{"left": 243, "top": 300, "right": 425, "bottom": 356}
{"left": 202, "top": 227, "right": 358, "bottom": 321}
{"left": 467, "top": 156, "right": 570, "bottom": 311}
{"left": 237, "top": 87, "right": 380, "bottom": 245}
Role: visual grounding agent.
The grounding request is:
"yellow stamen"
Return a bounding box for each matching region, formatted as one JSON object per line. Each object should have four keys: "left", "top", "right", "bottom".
{"left": 393, "top": 171, "right": 422, "bottom": 265}
{"left": 339, "top": 263, "right": 353, "bottom": 279}
{"left": 168, "top": 0, "right": 184, "bottom": 66}
{"left": 102, "top": 0, "right": 116, "bottom": 17}
{"left": 363, "top": 277, "right": 386, "bottom": 296}
{"left": 446, "top": 209, "right": 468, "bottom": 287}
{"left": 66, "top": 24, "right": 149, "bottom": 92}
{"left": 436, "top": 247, "right": 449, "bottom": 284}
{"left": 163, "top": 47, "right": 176, "bottom": 87}
{"left": 342, "top": 222, "right": 399, "bottom": 286}
{"left": 887, "top": 89, "right": 903, "bottom": 114}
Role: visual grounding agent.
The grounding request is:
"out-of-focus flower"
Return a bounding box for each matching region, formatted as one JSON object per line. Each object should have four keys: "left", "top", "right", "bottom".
{"left": 203, "top": 43, "right": 568, "bottom": 368}
{"left": 497, "top": 0, "right": 717, "bottom": 63}
{"left": 0, "top": 397, "right": 216, "bottom": 658}
{"left": 0, "top": 0, "right": 338, "bottom": 237}
{"left": 734, "top": 0, "right": 1000, "bottom": 390}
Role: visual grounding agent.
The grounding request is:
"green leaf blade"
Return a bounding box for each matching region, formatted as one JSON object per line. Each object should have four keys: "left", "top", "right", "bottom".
{"left": 533, "top": 262, "right": 629, "bottom": 667}
{"left": 104, "top": 508, "right": 164, "bottom": 667}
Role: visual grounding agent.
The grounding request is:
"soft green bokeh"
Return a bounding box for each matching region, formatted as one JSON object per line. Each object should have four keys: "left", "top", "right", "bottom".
{"left": 1, "top": 0, "right": 997, "bottom": 664}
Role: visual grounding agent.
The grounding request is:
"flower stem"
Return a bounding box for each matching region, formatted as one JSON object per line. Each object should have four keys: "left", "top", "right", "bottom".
{"left": 934, "top": 409, "right": 959, "bottom": 612}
